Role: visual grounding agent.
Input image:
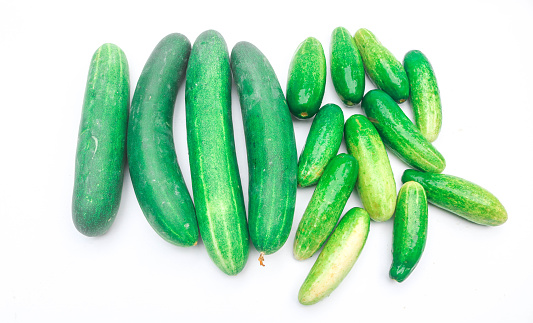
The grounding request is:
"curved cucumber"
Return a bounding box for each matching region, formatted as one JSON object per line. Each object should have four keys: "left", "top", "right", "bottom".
{"left": 298, "top": 103, "right": 344, "bottom": 187}
{"left": 128, "top": 33, "right": 198, "bottom": 247}
{"left": 402, "top": 169, "right": 508, "bottom": 226}
{"left": 72, "top": 43, "right": 129, "bottom": 236}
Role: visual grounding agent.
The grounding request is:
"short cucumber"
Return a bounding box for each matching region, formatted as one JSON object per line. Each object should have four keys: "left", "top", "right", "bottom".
{"left": 72, "top": 43, "right": 129, "bottom": 236}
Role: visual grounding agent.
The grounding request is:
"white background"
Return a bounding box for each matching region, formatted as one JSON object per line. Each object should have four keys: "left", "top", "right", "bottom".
{"left": 1, "top": 0, "right": 532, "bottom": 322}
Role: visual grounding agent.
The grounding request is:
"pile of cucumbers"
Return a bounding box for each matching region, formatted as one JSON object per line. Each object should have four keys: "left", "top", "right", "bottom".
{"left": 72, "top": 28, "right": 507, "bottom": 306}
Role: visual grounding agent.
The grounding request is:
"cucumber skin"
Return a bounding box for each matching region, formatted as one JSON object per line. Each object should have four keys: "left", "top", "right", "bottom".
{"left": 230, "top": 41, "right": 297, "bottom": 255}
{"left": 286, "top": 37, "right": 327, "bottom": 119}
{"left": 344, "top": 114, "right": 396, "bottom": 222}
{"left": 298, "top": 207, "right": 370, "bottom": 305}
{"left": 404, "top": 50, "right": 442, "bottom": 142}
{"left": 294, "top": 154, "right": 359, "bottom": 261}
{"left": 128, "top": 33, "right": 198, "bottom": 247}
{"left": 362, "top": 89, "right": 446, "bottom": 173}
{"left": 186, "top": 30, "right": 249, "bottom": 275}
{"left": 298, "top": 104, "right": 344, "bottom": 187}
{"left": 390, "top": 181, "right": 428, "bottom": 283}
{"left": 402, "top": 170, "right": 508, "bottom": 226}
{"left": 72, "top": 43, "right": 129, "bottom": 237}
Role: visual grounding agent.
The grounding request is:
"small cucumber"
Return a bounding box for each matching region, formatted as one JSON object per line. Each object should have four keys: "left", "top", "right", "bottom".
{"left": 402, "top": 169, "right": 508, "bottom": 226}
{"left": 390, "top": 181, "right": 428, "bottom": 283}
{"left": 72, "top": 43, "right": 129, "bottom": 236}
{"left": 286, "top": 37, "right": 326, "bottom": 119}
{"left": 298, "top": 103, "right": 344, "bottom": 187}
{"left": 344, "top": 114, "right": 396, "bottom": 222}
{"left": 362, "top": 89, "right": 446, "bottom": 173}
{"left": 294, "top": 154, "right": 359, "bottom": 260}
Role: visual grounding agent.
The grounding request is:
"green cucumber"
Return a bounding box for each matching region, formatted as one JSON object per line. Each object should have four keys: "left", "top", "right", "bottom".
{"left": 185, "top": 30, "right": 249, "bottom": 275}
{"left": 298, "top": 103, "right": 344, "bottom": 187}
{"left": 402, "top": 169, "right": 508, "bottom": 226}
{"left": 298, "top": 207, "right": 370, "bottom": 305}
{"left": 344, "top": 114, "right": 396, "bottom": 222}
{"left": 286, "top": 37, "right": 326, "bottom": 119}
{"left": 404, "top": 50, "right": 442, "bottom": 142}
{"left": 362, "top": 89, "right": 446, "bottom": 173}
{"left": 294, "top": 153, "right": 359, "bottom": 260}
{"left": 230, "top": 41, "right": 297, "bottom": 255}
{"left": 72, "top": 43, "right": 129, "bottom": 236}
{"left": 354, "top": 28, "right": 409, "bottom": 103}
{"left": 390, "top": 181, "right": 428, "bottom": 282}
{"left": 128, "top": 33, "right": 198, "bottom": 247}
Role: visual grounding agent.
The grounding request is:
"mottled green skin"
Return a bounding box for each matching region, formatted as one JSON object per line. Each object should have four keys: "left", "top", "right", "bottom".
{"left": 230, "top": 41, "right": 297, "bottom": 255}
{"left": 298, "top": 104, "right": 344, "bottom": 187}
{"left": 286, "top": 37, "right": 326, "bottom": 119}
{"left": 402, "top": 170, "right": 508, "bottom": 226}
{"left": 404, "top": 50, "right": 442, "bottom": 142}
{"left": 298, "top": 207, "right": 370, "bottom": 305}
{"left": 73, "top": 43, "right": 129, "bottom": 237}
{"left": 345, "top": 114, "right": 396, "bottom": 222}
{"left": 128, "top": 33, "right": 198, "bottom": 247}
{"left": 354, "top": 28, "right": 409, "bottom": 103}
{"left": 294, "top": 154, "right": 359, "bottom": 260}
{"left": 390, "top": 181, "right": 428, "bottom": 282}
{"left": 362, "top": 90, "right": 446, "bottom": 173}
{"left": 330, "top": 27, "right": 365, "bottom": 106}
{"left": 185, "top": 30, "right": 249, "bottom": 275}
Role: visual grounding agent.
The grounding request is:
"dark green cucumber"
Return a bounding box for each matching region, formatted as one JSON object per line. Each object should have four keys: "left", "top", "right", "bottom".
{"left": 230, "top": 41, "right": 297, "bottom": 255}
{"left": 330, "top": 27, "right": 365, "bottom": 106}
{"left": 344, "top": 114, "right": 396, "bottom": 222}
{"left": 362, "top": 89, "right": 446, "bottom": 173}
{"left": 404, "top": 50, "right": 442, "bottom": 142}
{"left": 286, "top": 37, "right": 326, "bottom": 119}
{"left": 402, "top": 170, "right": 508, "bottom": 226}
{"left": 185, "top": 30, "right": 249, "bottom": 275}
{"left": 72, "top": 43, "right": 129, "bottom": 236}
{"left": 354, "top": 28, "right": 409, "bottom": 103}
{"left": 390, "top": 181, "right": 428, "bottom": 282}
{"left": 298, "top": 103, "right": 344, "bottom": 187}
{"left": 128, "top": 33, "right": 198, "bottom": 247}
{"left": 294, "top": 153, "right": 359, "bottom": 260}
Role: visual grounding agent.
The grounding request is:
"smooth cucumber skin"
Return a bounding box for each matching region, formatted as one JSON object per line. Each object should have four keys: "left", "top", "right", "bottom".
{"left": 361, "top": 89, "right": 446, "bottom": 173}
{"left": 72, "top": 43, "right": 129, "bottom": 237}
{"left": 390, "top": 181, "right": 428, "bottom": 283}
{"left": 354, "top": 28, "right": 409, "bottom": 103}
{"left": 404, "top": 50, "right": 442, "bottom": 142}
{"left": 298, "top": 103, "right": 344, "bottom": 187}
{"left": 186, "top": 30, "right": 249, "bottom": 275}
{"left": 230, "top": 41, "right": 297, "bottom": 255}
{"left": 402, "top": 170, "right": 508, "bottom": 226}
{"left": 298, "top": 207, "right": 370, "bottom": 305}
{"left": 128, "top": 33, "right": 198, "bottom": 247}
{"left": 330, "top": 27, "right": 365, "bottom": 106}
{"left": 344, "top": 114, "right": 396, "bottom": 222}
{"left": 294, "top": 154, "right": 359, "bottom": 260}
{"left": 286, "top": 37, "right": 327, "bottom": 119}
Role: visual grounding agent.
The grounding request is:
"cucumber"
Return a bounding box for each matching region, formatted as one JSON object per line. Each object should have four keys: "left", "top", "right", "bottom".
{"left": 390, "top": 181, "right": 428, "bottom": 282}
{"left": 230, "top": 41, "right": 297, "bottom": 255}
{"left": 294, "top": 153, "right": 359, "bottom": 260}
{"left": 72, "top": 43, "right": 129, "bottom": 236}
{"left": 354, "top": 28, "right": 409, "bottom": 103}
{"left": 404, "top": 50, "right": 442, "bottom": 142}
{"left": 128, "top": 33, "right": 198, "bottom": 247}
{"left": 298, "top": 207, "right": 370, "bottom": 305}
{"left": 361, "top": 89, "right": 446, "bottom": 173}
{"left": 286, "top": 37, "right": 327, "bottom": 119}
{"left": 185, "top": 30, "right": 249, "bottom": 275}
{"left": 344, "top": 114, "right": 396, "bottom": 222}
{"left": 298, "top": 103, "right": 344, "bottom": 187}
{"left": 402, "top": 169, "right": 508, "bottom": 226}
